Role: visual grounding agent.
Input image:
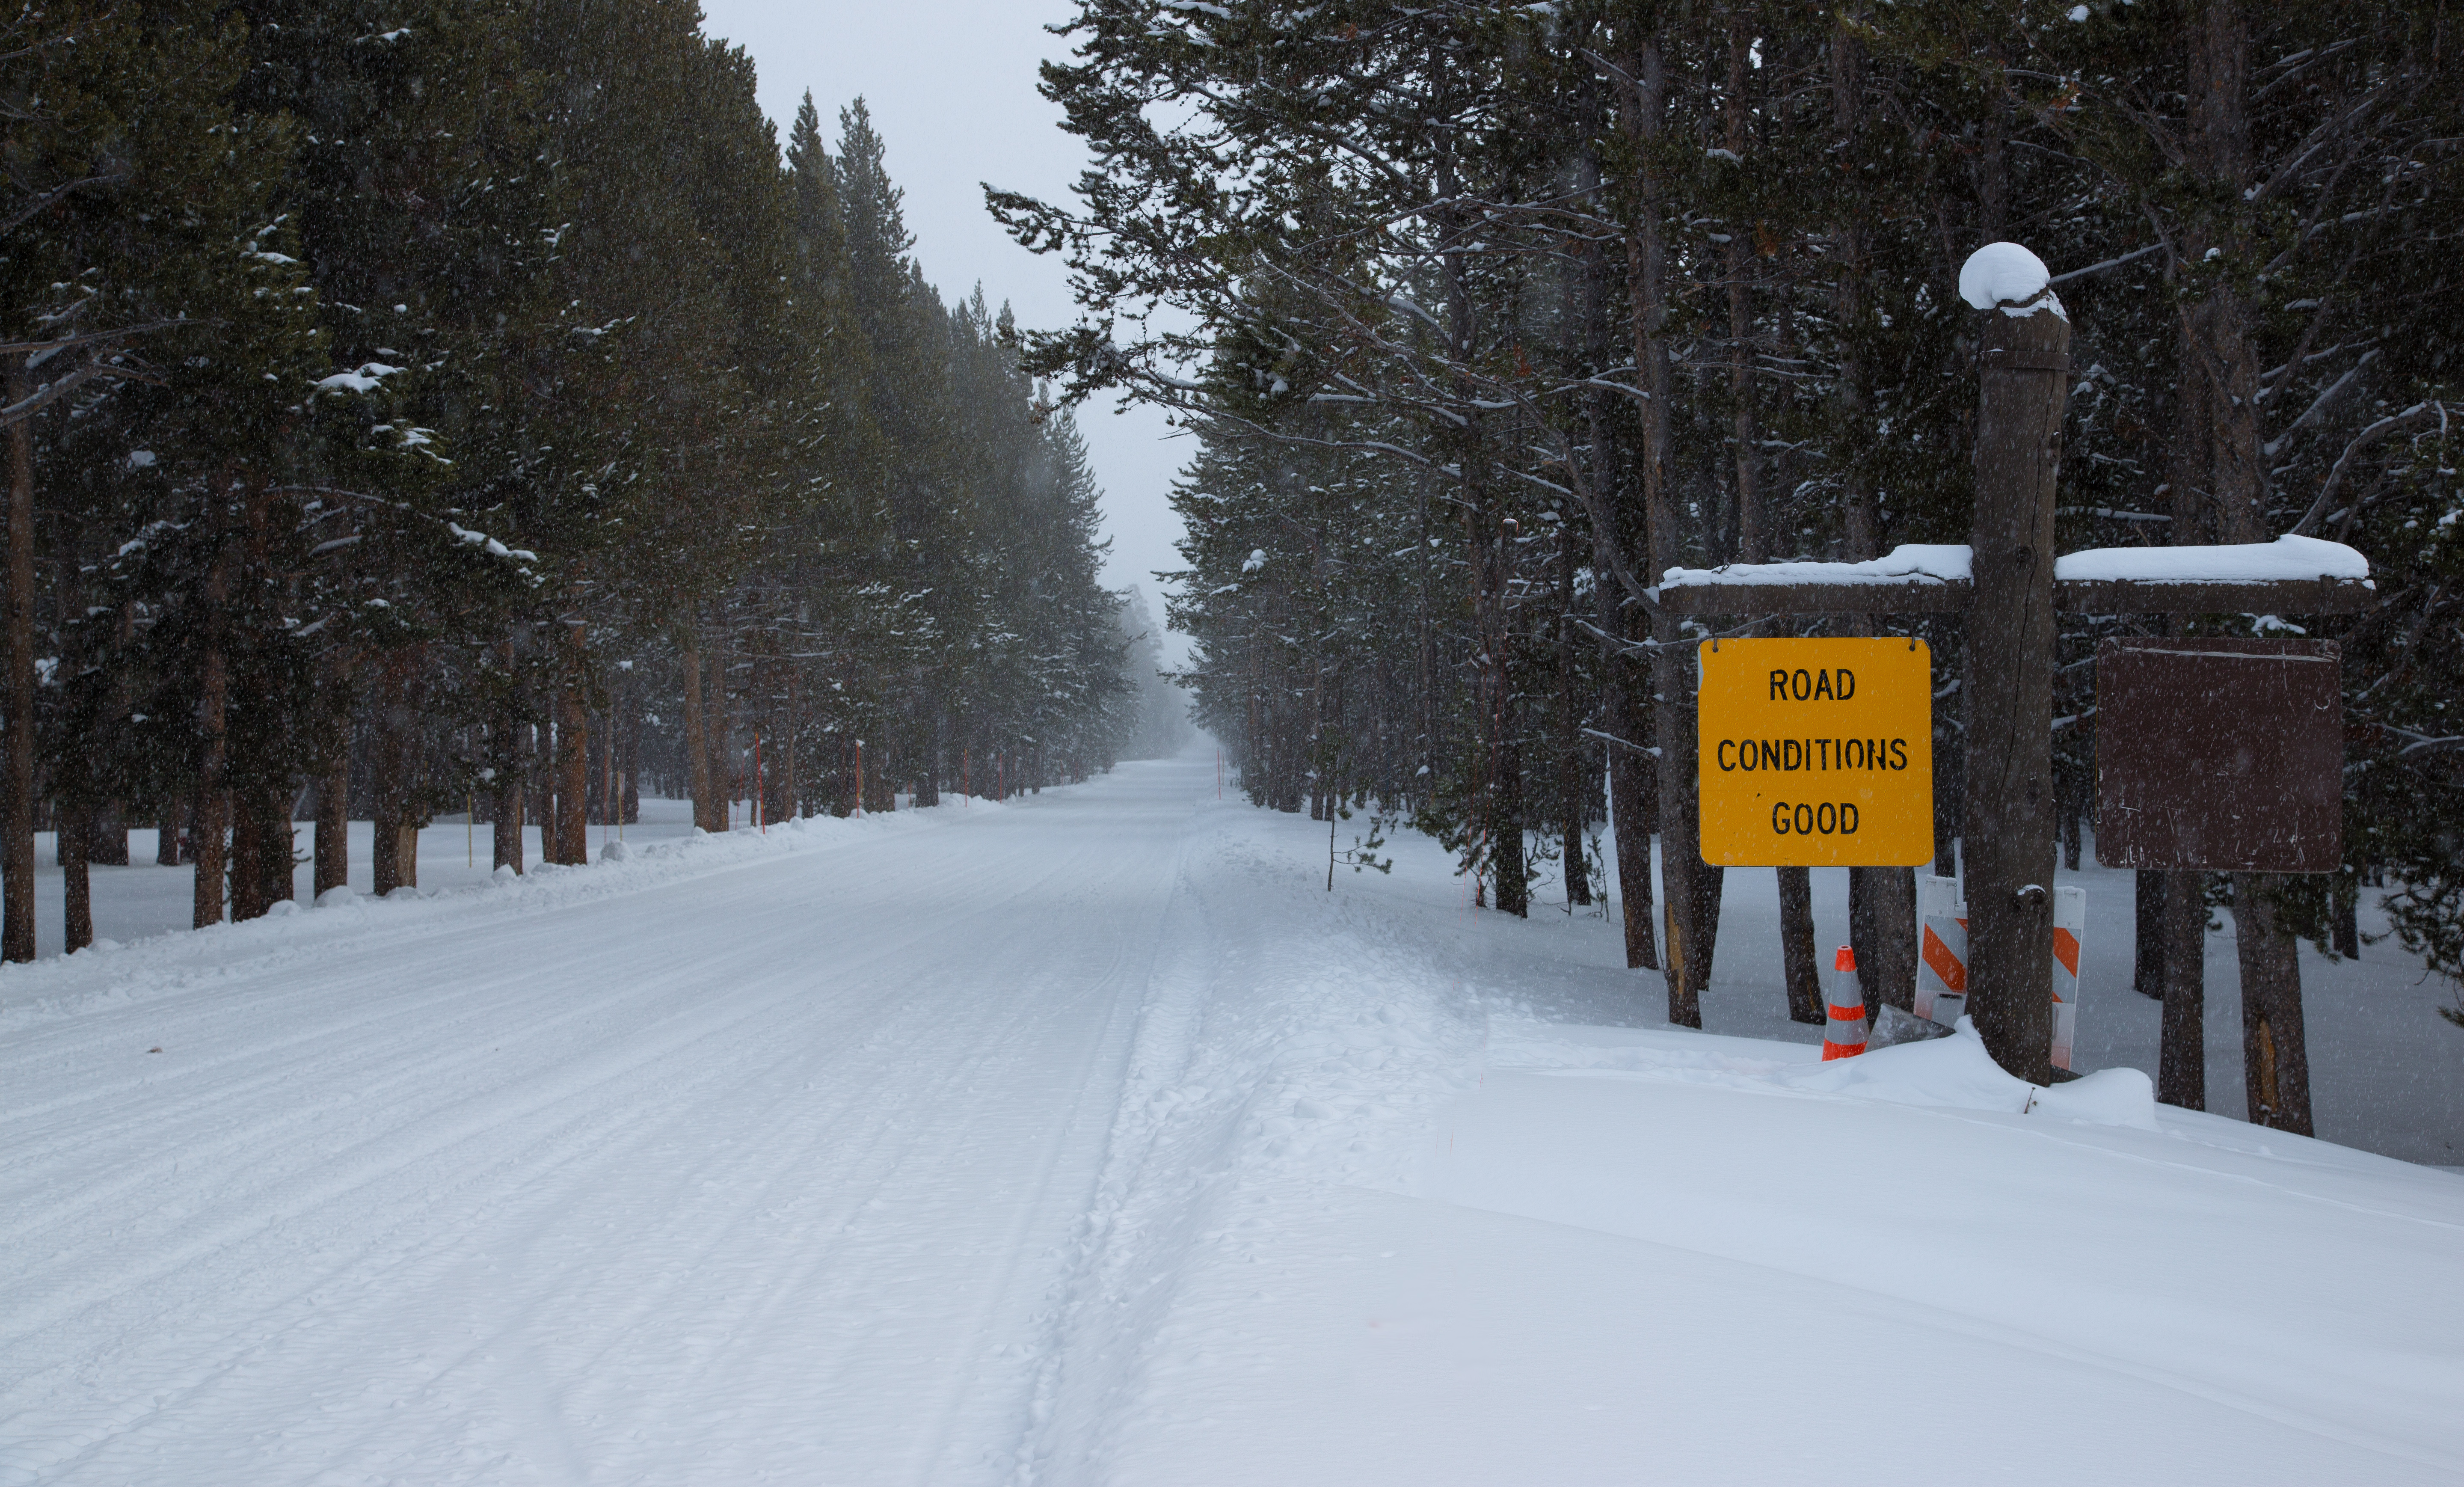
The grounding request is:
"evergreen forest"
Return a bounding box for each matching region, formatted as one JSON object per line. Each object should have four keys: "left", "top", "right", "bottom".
{"left": 995, "top": 0, "right": 2464, "bottom": 1120}
{"left": 0, "top": 0, "right": 1171, "bottom": 959}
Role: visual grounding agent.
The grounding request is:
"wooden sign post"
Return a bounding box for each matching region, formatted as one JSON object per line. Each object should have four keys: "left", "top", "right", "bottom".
{"left": 1657, "top": 243, "right": 2372, "bottom": 1088}
{"left": 1961, "top": 256, "right": 2072, "bottom": 1082}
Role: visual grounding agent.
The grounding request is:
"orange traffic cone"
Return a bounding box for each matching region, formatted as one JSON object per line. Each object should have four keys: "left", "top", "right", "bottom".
{"left": 1823, "top": 945, "right": 1868, "bottom": 1060}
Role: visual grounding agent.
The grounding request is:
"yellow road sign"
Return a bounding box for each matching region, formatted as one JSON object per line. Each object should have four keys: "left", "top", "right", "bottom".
{"left": 1697, "top": 638, "right": 1933, "bottom": 866}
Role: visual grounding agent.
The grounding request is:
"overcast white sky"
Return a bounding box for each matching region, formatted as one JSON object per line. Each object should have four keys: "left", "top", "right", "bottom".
{"left": 697, "top": 0, "right": 1191, "bottom": 657}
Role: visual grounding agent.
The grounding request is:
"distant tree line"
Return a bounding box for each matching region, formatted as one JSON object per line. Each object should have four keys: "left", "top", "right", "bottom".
{"left": 999, "top": 0, "right": 2464, "bottom": 1112}
{"left": 0, "top": 0, "right": 1158, "bottom": 958}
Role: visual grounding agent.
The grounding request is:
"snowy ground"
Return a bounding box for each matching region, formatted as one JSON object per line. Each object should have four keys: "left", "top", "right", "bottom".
{"left": 3, "top": 750, "right": 2459, "bottom": 1484}
{"left": 1584, "top": 833, "right": 2464, "bottom": 1170}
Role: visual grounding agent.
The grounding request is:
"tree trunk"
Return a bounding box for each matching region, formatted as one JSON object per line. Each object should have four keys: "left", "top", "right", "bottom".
{"left": 704, "top": 628, "right": 733, "bottom": 826}
{"left": 1605, "top": 676, "right": 1657, "bottom": 968}
{"left": 914, "top": 705, "right": 939, "bottom": 808}
{"left": 535, "top": 721, "right": 559, "bottom": 862}
{"left": 1585, "top": 486, "right": 1655, "bottom": 961}
{"left": 60, "top": 800, "right": 91, "bottom": 953}
{"left": 396, "top": 823, "right": 420, "bottom": 890}
{"left": 370, "top": 650, "right": 421, "bottom": 896}
{"left": 1849, "top": 869, "right": 1918, "bottom": 1018}
{"left": 1778, "top": 866, "right": 1822, "bottom": 1023}
{"left": 492, "top": 778, "right": 525, "bottom": 874}
{"left": 599, "top": 699, "right": 616, "bottom": 833}
{"left": 2331, "top": 886, "right": 2359, "bottom": 960}
{"left": 372, "top": 793, "right": 404, "bottom": 895}
{"left": 158, "top": 801, "right": 183, "bottom": 865}
{"left": 1725, "top": 19, "right": 1761, "bottom": 568}
{"left": 316, "top": 731, "right": 349, "bottom": 899}
{"left": 1647, "top": 508, "right": 1719, "bottom": 1013}
{"left": 193, "top": 525, "right": 233, "bottom": 931}
{"left": 1677, "top": 853, "right": 1725, "bottom": 1016}
{"left": 681, "top": 620, "right": 717, "bottom": 832}
{"left": 2159, "top": 870, "right": 2208, "bottom": 1109}
{"left": 193, "top": 785, "right": 227, "bottom": 929}
{"left": 2134, "top": 870, "right": 2168, "bottom": 998}
{"left": 623, "top": 698, "right": 641, "bottom": 824}
{"left": 1493, "top": 718, "right": 1529, "bottom": 918}
{"left": 231, "top": 786, "right": 292, "bottom": 916}
{"left": 1557, "top": 527, "right": 1590, "bottom": 907}
{"left": 3, "top": 362, "right": 36, "bottom": 959}
{"left": 557, "top": 621, "right": 588, "bottom": 864}
{"left": 492, "top": 641, "right": 527, "bottom": 874}
{"left": 781, "top": 674, "right": 801, "bottom": 818}
{"left": 2233, "top": 873, "right": 2313, "bottom": 1134}
{"left": 866, "top": 742, "right": 895, "bottom": 813}
{"left": 261, "top": 785, "right": 294, "bottom": 908}
{"left": 1829, "top": 28, "right": 1883, "bottom": 561}
{"left": 2182, "top": 2, "right": 2310, "bottom": 1135}
{"left": 89, "top": 803, "right": 128, "bottom": 865}
{"left": 1621, "top": 36, "right": 1711, "bottom": 1024}
{"left": 1826, "top": 26, "right": 1921, "bottom": 1027}
{"left": 231, "top": 796, "right": 267, "bottom": 922}
{"left": 1589, "top": 475, "right": 1655, "bottom": 965}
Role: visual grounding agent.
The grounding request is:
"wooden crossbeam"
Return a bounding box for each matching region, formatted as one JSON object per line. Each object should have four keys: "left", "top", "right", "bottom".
{"left": 2051, "top": 575, "right": 2377, "bottom": 615}
{"left": 1655, "top": 574, "right": 2376, "bottom": 617}
{"left": 1654, "top": 579, "right": 1967, "bottom": 614}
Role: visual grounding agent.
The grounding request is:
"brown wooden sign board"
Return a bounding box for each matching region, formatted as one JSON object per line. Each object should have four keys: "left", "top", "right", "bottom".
{"left": 2093, "top": 638, "right": 2342, "bottom": 872}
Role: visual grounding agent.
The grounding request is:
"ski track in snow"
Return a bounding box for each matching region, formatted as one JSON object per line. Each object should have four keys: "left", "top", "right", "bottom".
{"left": 4, "top": 748, "right": 2459, "bottom": 1485}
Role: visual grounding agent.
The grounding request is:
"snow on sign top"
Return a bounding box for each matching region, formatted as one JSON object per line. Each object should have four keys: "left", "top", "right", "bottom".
{"left": 1958, "top": 242, "right": 2066, "bottom": 320}
{"left": 2053, "top": 534, "right": 2371, "bottom": 586}
{"left": 1663, "top": 536, "right": 2369, "bottom": 594}
{"left": 1661, "top": 543, "right": 1972, "bottom": 591}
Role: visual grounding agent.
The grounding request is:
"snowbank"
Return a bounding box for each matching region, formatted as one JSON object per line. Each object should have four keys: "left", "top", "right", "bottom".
{"left": 0, "top": 797, "right": 1002, "bottom": 1031}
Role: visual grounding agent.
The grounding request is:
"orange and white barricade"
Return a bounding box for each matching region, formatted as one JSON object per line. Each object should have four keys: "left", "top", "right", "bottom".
{"left": 1823, "top": 946, "right": 1868, "bottom": 1059}
{"left": 1915, "top": 875, "right": 1968, "bottom": 1026}
{"left": 2050, "top": 885, "right": 2085, "bottom": 1071}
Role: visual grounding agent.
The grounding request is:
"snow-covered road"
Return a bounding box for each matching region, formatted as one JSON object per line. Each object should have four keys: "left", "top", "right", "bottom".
{"left": 6, "top": 749, "right": 2461, "bottom": 1485}
{"left": 4, "top": 765, "right": 1207, "bottom": 1483}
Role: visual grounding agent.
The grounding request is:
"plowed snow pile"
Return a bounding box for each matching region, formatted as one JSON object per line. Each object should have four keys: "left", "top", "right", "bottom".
{"left": 4, "top": 749, "right": 2458, "bottom": 1485}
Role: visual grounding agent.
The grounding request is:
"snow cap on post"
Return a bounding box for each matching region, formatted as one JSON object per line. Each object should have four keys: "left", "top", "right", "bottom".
{"left": 1959, "top": 242, "right": 2066, "bottom": 321}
